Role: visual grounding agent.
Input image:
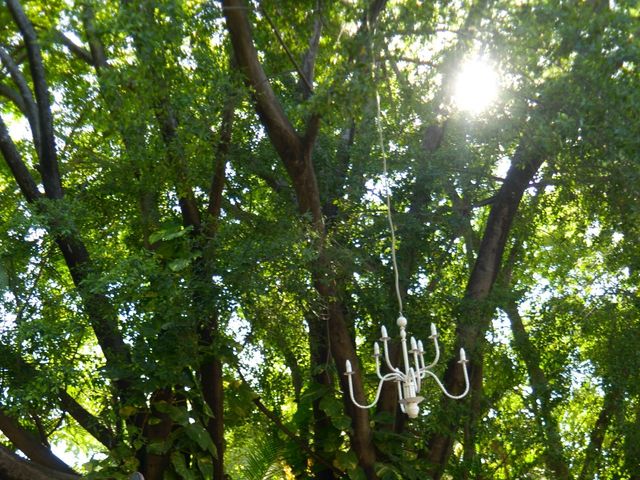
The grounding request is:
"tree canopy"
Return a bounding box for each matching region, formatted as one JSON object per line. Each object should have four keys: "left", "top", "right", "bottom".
{"left": 0, "top": 0, "right": 639, "bottom": 479}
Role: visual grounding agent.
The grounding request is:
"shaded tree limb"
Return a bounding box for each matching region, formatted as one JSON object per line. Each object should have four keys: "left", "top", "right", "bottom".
{"left": 58, "top": 391, "right": 117, "bottom": 450}
{"left": 502, "top": 301, "right": 572, "bottom": 480}
{"left": 299, "top": 0, "right": 322, "bottom": 98}
{"left": 0, "top": 409, "right": 76, "bottom": 475}
{"left": 51, "top": 30, "right": 93, "bottom": 65}
{"left": 80, "top": 5, "right": 107, "bottom": 69}
{"left": 260, "top": 4, "right": 314, "bottom": 95}
{"left": 205, "top": 95, "right": 235, "bottom": 232}
{"left": 0, "top": 45, "right": 40, "bottom": 151}
{"left": 7, "top": 0, "right": 61, "bottom": 199}
{"left": 425, "top": 138, "right": 546, "bottom": 479}
{"left": 2, "top": 2, "right": 132, "bottom": 390}
{"left": 224, "top": 2, "right": 379, "bottom": 476}
{"left": 0, "top": 445, "right": 80, "bottom": 480}
{"left": 578, "top": 386, "right": 623, "bottom": 480}
{"left": 0, "top": 341, "right": 116, "bottom": 451}
{"left": 0, "top": 82, "right": 27, "bottom": 112}
{"left": 0, "top": 114, "right": 41, "bottom": 201}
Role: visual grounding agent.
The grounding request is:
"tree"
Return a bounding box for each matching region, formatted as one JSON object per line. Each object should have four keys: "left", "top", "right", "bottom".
{"left": 0, "top": 0, "right": 638, "bottom": 479}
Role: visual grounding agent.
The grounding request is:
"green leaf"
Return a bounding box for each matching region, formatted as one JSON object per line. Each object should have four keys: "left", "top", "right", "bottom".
{"left": 185, "top": 423, "right": 216, "bottom": 456}
{"left": 168, "top": 257, "right": 191, "bottom": 272}
{"left": 320, "top": 395, "right": 351, "bottom": 431}
{"left": 170, "top": 451, "right": 196, "bottom": 480}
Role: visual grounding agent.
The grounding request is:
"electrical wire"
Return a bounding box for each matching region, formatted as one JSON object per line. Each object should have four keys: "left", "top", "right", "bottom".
{"left": 374, "top": 90, "right": 404, "bottom": 318}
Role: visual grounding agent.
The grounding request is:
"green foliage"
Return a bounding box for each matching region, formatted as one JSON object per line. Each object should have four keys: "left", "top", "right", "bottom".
{"left": 0, "top": 0, "right": 639, "bottom": 479}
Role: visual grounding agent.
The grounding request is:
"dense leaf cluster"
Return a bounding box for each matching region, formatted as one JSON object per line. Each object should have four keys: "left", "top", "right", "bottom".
{"left": 0, "top": 0, "right": 638, "bottom": 479}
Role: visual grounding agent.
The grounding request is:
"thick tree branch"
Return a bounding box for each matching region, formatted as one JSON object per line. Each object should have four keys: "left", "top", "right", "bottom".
{"left": 0, "top": 341, "right": 116, "bottom": 451}
{"left": 0, "top": 82, "right": 27, "bottom": 113}
{"left": 425, "top": 138, "right": 546, "bottom": 478}
{"left": 223, "top": 0, "right": 304, "bottom": 173}
{"left": 58, "top": 391, "right": 116, "bottom": 449}
{"left": 0, "top": 114, "right": 42, "bottom": 201}
{"left": 0, "top": 45, "right": 40, "bottom": 151}
{"left": 7, "top": 0, "right": 62, "bottom": 199}
{"left": 224, "top": 3, "right": 378, "bottom": 476}
{"left": 0, "top": 409, "right": 76, "bottom": 475}
{"left": 0, "top": 445, "right": 79, "bottom": 480}
{"left": 52, "top": 30, "right": 94, "bottom": 65}
{"left": 2, "top": 111, "right": 130, "bottom": 398}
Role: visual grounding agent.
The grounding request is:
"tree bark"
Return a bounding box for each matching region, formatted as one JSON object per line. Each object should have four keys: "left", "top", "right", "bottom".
{"left": 223, "top": 1, "right": 378, "bottom": 476}
{"left": 502, "top": 301, "right": 572, "bottom": 479}
{"left": 578, "top": 386, "right": 622, "bottom": 480}
{"left": 425, "top": 139, "right": 545, "bottom": 478}
{"left": 0, "top": 445, "right": 79, "bottom": 480}
{"left": 0, "top": 409, "right": 76, "bottom": 475}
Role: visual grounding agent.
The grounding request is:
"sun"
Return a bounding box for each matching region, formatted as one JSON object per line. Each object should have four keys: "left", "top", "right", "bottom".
{"left": 453, "top": 57, "right": 499, "bottom": 114}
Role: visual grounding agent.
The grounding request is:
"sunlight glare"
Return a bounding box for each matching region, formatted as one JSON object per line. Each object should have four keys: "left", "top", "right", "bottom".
{"left": 453, "top": 57, "right": 499, "bottom": 114}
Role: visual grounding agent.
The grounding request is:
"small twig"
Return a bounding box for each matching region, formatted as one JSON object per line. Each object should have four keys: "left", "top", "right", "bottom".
{"left": 260, "top": 4, "right": 314, "bottom": 95}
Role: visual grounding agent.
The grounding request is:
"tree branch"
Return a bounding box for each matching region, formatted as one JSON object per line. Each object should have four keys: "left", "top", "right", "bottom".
{"left": 579, "top": 386, "right": 623, "bottom": 480}
{"left": 125, "top": 0, "right": 201, "bottom": 230}
{"left": 0, "top": 341, "right": 116, "bottom": 450}
{"left": 205, "top": 96, "right": 235, "bottom": 234}
{"left": 51, "top": 30, "right": 94, "bottom": 65}
{"left": 7, "top": 0, "right": 62, "bottom": 199}
{"left": 0, "top": 114, "right": 42, "bottom": 201}
{"left": 0, "top": 82, "right": 27, "bottom": 113}
{"left": 502, "top": 300, "right": 571, "bottom": 479}
{"left": 299, "top": 1, "right": 322, "bottom": 98}
{"left": 59, "top": 391, "right": 117, "bottom": 449}
{"left": 0, "top": 45, "right": 40, "bottom": 152}
{"left": 0, "top": 409, "right": 76, "bottom": 475}
{"left": 426, "top": 137, "right": 546, "bottom": 478}
{"left": 223, "top": 0, "right": 303, "bottom": 173}
{"left": 260, "top": 4, "right": 313, "bottom": 95}
{"left": 0, "top": 445, "right": 79, "bottom": 480}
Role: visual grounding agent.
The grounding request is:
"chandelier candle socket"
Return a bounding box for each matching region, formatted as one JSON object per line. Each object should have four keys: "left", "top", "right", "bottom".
{"left": 345, "top": 316, "right": 470, "bottom": 418}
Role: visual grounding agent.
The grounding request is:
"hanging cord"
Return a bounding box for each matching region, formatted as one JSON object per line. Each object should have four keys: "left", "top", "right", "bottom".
{"left": 374, "top": 89, "right": 403, "bottom": 318}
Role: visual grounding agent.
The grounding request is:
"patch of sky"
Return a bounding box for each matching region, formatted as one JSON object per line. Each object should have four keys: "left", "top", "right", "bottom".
{"left": 486, "top": 309, "right": 512, "bottom": 347}
{"left": 227, "top": 308, "right": 264, "bottom": 385}
{"left": 6, "top": 113, "right": 31, "bottom": 142}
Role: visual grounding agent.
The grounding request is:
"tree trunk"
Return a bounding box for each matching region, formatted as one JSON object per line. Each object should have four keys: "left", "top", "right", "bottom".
{"left": 579, "top": 386, "right": 623, "bottom": 480}
{"left": 502, "top": 301, "right": 572, "bottom": 479}
{"left": 426, "top": 140, "right": 545, "bottom": 478}
{"left": 0, "top": 410, "right": 76, "bottom": 475}
{"left": 223, "top": 1, "right": 379, "bottom": 475}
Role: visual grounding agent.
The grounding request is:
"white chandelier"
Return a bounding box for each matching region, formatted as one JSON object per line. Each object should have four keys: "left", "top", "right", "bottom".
{"left": 345, "top": 90, "right": 470, "bottom": 418}
{"left": 345, "top": 316, "right": 469, "bottom": 418}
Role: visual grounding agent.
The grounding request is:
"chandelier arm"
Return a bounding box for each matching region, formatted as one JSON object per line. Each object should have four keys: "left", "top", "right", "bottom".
{"left": 423, "top": 335, "right": 441, "bottom": 370}
{"left": 412, "top": 350, "right": 421, "bottom": 392}
{"left": 346, "top": 371, "right": 400, "bottom": 410}
{"left": 397, "top": 379, "right": 406, "bottom": 413}
{"left": 381, "top": 336, "right": 403, "bottom": 375}
{"left": 421, "top": 361, "right": 470, "bottom": 399}
{"left": 375, "top": 355, "right": 383, "bottom": 380}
